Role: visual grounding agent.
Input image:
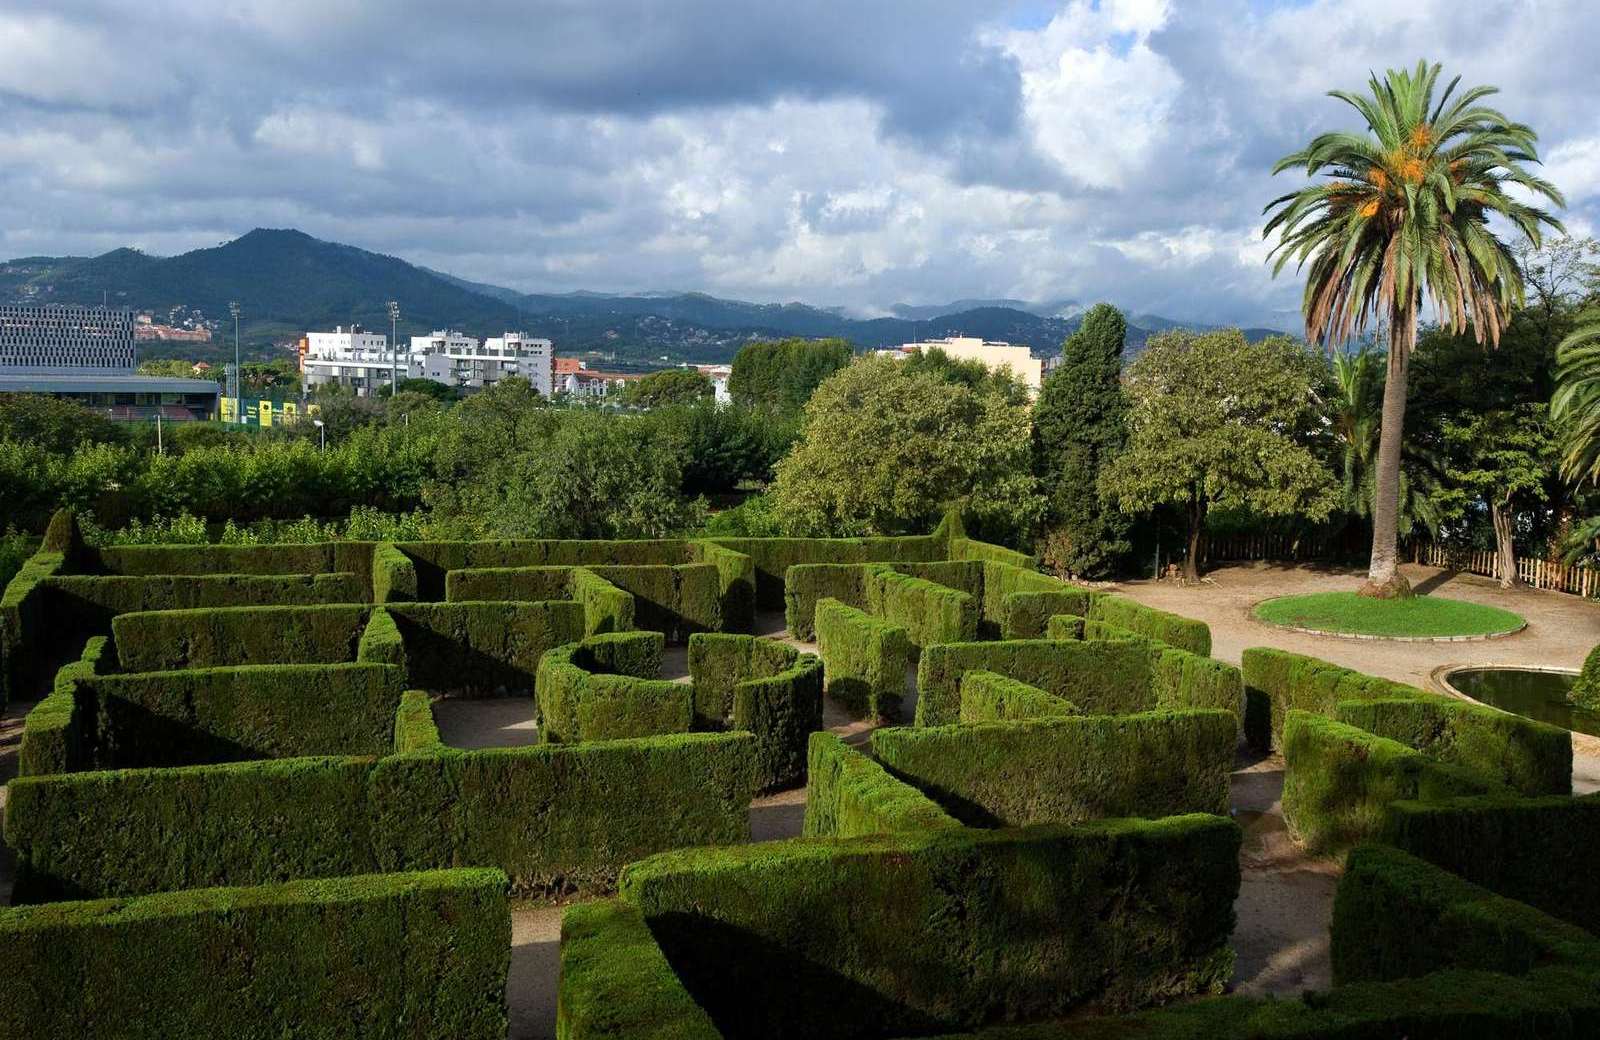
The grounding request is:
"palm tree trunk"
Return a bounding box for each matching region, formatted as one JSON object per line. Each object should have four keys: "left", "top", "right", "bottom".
{"left": 1492, "top": 495, "right": 1522, "bottom": 589}
{"left": 1360, "top": 313, "right": 1415, "bottom": 599}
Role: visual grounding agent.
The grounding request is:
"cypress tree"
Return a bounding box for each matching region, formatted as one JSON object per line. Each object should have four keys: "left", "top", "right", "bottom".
{"left": 1032, "top": 303, "right": 1133, "bottom": 577}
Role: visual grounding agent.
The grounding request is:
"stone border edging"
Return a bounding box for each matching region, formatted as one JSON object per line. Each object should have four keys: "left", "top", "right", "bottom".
{"left": 1429, "top": 663, "right": 1600, "bottom": 757}
{"left": 1251, "top": 600, "right": 1527, "bottom": 643}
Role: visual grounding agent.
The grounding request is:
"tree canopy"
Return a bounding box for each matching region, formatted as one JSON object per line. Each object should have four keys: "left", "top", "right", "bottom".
{"left": 620, "top": 367, "right": 714, "bottom": 409}
{"left": 729, "top": 338, "right": 853, "bottom": 412}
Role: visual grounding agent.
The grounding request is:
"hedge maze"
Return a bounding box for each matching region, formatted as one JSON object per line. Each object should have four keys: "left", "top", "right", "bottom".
{"left": 2, "top": 508, "right": 1597, "bottom": 1037}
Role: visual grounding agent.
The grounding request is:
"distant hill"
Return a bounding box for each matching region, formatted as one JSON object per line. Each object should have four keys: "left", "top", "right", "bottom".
{"left": 1, "top": 229, "right": 1283, "bottom": 365}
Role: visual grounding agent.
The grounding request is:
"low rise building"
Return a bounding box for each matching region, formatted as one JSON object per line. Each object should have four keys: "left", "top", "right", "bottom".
{"left": 889, "top": 335, "right": 1044, "bottom": 393}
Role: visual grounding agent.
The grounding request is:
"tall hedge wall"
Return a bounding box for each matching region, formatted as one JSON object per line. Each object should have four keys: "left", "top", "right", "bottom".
{"left": 686, "top": 632, "right": 799, "bottom": 726}
{"left": 394, "top": 689, "right": 444, "bottom": 753}
{"left": 91, "top": 542, "right": 339, "bottom": 577}
{"left": 802, "top": 732, "right": 963, "bottom": 839}
{"left": 872, "top": 710, "right": 1235, "bottom": 827}
{"left": 371, "top": 732, "right": 758, "bottom": 896}
{"left": 111, "top": 604, "right": 369, "bottom": 671}
{"left": 536, "top": 636, "right": 692, "bottom": 743}
{"left": 1331, "top": 842, "right": 1600, "bottom": 988}
{"left": 571, "top": 567, "right": 636, "bottom": 636}
{"left": 617, "top": 814, "right": 1240, "bottom": 1034}
{"left": 5, "top": 755, "right": 379, "bottom": 901}
{"left": 83, "top": 662, "right": 404, "bottom": 766}
{"left": 783, "top": 564, "right": 869, "bottom": 641}
{"left": 1281, "top": 711, "right": 1502, "bottom": 855}
{"left": 447, "top": 563, "right": 721, "bottom": 642}
{"left": 389, "top": 600, "right": 584, "bottom": 696}
{"left": 397, "top": 538, "right": 694, "bottom": 599}
{"left": 1088, "top": 596, "right": 1212, "bottom": 656}
{"left": 690, "top": 541, "right": 756, "bottom": 635}
{"left": 916, "top": 639, "right": 1153, "bottom": 727}
{"left": 0, "top": 868, "right": 511, "bottom": 1039}
{"left": 1381, "top": 793, "right": 1600, "bottom": 935}
{"left": 981, "top": 561, "right": 1095, "bottom": 639}
{"left": 17, "top": 636, "right": 108, "bottom": 777}
{"left": 814, "top": 598, "right": 912, "bottom": 720}
{"left": 371, "top": 541, "right": 417, "bottom": 603}
{"left": 707, "top": 534, "right": 945, "bottom": 609}
{"left": 959, "top": 670, "right": 1081, "bottom": 723}
{"left": 731, "top": 653, "right": 823, "bottom": 791}
{"left": 558, "top": 898, "right": 721, "bottom": 1040}
{"left": 950, "top": 535, "right": 1039, "bottom": 570}
{"left": 444, "top": 565, "right": 576, "bottom": 603}
{"left": 864, "top": 567, "right": 978, "bottom": 648}
{"left": 0, "top": 550, "right": 66, "bottom": 706}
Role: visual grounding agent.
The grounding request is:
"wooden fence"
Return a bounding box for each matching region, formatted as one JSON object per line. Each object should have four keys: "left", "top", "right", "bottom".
{"left": 1417, "top": 543, "right": 1600, "bottom": 598}
{"left": 1206, "top": 533, "right": 1338, "bottom": 564}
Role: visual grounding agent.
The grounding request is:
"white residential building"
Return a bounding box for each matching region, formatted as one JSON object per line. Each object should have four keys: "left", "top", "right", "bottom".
{"left": 474, "top": 332, "right": 553, "bottom": 396}
{"left": 302, "top": 325, "right": 432, "bottom": 397}
{"left": 890, "top": 335, "right": 1044, "bottom": 393}
{"left": 303, "top": 327, "right": 556, "bottom": 397}
{"left": 695, "top": 364, "right": 733, "bottom": 405}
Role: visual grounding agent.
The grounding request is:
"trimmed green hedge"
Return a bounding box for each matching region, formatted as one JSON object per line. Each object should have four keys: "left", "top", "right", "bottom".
{"left": 92, "top": 542, "right": 338, "bottom": 576}
{"left": 1151, "top": 647, "right": 1245, "bottom": 735}
{"left": 444, "top": 564, "right": 576, "bottom": 602}
{"left": 0, "top": 550, "right": 66, "bottom": 706}
{"left": 397, "top": 538, "right": 695, "bottom": 599}
{"left": 690, "top": 541, "right": 756, "bottom": 635}
{"left": 783, "top": 563, "right": 869, "bottom": 640}
{"left": 872, "top": 710, "right": 1235, "bottom": 827}
{"left": 389, "top": 601, "right": 584, "bottom": 695}
{"left": 1088, "top": 595, "right": 1212, "bottom": 656}
{"left": 0, "top": 868, "right": 511, "bottom": 1039}
{"left": 558, "top": 897, "right": 721, "bottom": 1040}
{"left": 6, "top": 755, "right": 379, "bottom": 901}
{"left": 802, "top": 731, "right": 961, "bottom": 838}
{"left": 864, "top": 567, "right": 978, "bottom": 648}
{"left": 1331, "top": 842, "right": 1600, "bottom": 987}
{"left": 111, "top": 604, "right": 369, "bottom": 671}
{"left": 959, "top": 669, "right": 1080, "bottom": 722}
{"left": 1381, "top": 793, "right": 1600, "bottom": 934}
{"left": 686, "top": 633, "right": 822, "bottom": 789}
{"left": 448, "top": 563, "right": 721, "bottom": 642}
{"left": 17, "top": 636, "right": 109, "bottom": 777}
{"left": 371, "top": 732, "right": 758, "bottom": 897}
{"left": 1281, "top": 711, "right": 1502, "bottom": 856}
{"left": 982, "top": 561, "right": 1094, "bottom": 639}
{"left": 814, "top": 597, "right": 912, "bottom": 720}
{"left": 571, "top": 566, "right": 636, "bottom": 636}
{"left": 950, "top": 535, "right": 1039, "bottom": 570}
{"left": 686, "top": 632, "right": 799, "bottom": 725}
{"left": 371, "top": 541, "right": 417, "bottom": 603}
{"left": 916, "top": 639, "right": 1153, "bottom": 727}
{"left": 1243, "top": 646, "right": 1417, "bottom": 751}
{"left": 394, "top": 689, "right": 443, "bottom": 753}
{"left": 356, "top": 605, "right": 407, "bottom": 668}
{"left": 536, "top": 635, "right": 692, "bottom": 743}
{"left": 617, "top": 814, "right": 1240, "bottom": 1033}
{"left": 707, "top": 534, "right": 945, "bottom": 609}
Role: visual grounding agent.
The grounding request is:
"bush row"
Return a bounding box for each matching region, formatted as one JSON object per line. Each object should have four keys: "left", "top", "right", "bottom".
{"left": 690, "top": 540, "right": 756, "bottom": 636}
{"left": 570, "top": 566, "right": 635, "bottom": 636}
{"left": 536, "top": 632, "right": 691, "bottom": 743}
{"left": 801, "top": 732, "right": 961, "bottom": 839}
{"left": 390, "top": 600, "right": 584, "bottom": 695}
{"left": 7, "top": 728, "right": 759, "bottom": 901}
{"left": 864, "top": 566, "right": 978, "bottom": 648}
{"left": 0, "top": 868, "right": 511, "bottom": 1039}
{"left": 396, "top": 538, "right": 697, "bottom": 599}
{"left": 707, "top": 533, "right": 945, "bottom": 609}
{"left": 1087, "top": 595, "right": 1213, "bottom": 656}
{"left": 604, "top": 814, "right": 1240, "bottom": 1037}
{"left": 959, "top": 669, "right": 1080, "bottom": 723}
{"left": 915, "top": 639, "right": 1155, "bottom": 727}
{"left": 980, "top": 560, "right": 1093, "bottom": 639}
{"left": 111, "top": 603, "right": 370, "bottom": 671}
{"left": 16, "top": 635, "right": 107, "bottom": 777}
{"left": 447, "top": 562, "right": 722, "bottom": 643}
{"left": 687, "top": 633, "right": 823, "bottom": 790}
{"left": 814, "top": 598, "right": 912, "bottom": 720}
{"left": 0, "top": 549, "right": 65, "bottom": 705}
{"left": 872, "top": 710, "right": 1236, "bottom": 827}
{"left": 371, "top": 541, "right": 417, "bottom": 603}
{"left": 394, "top": 689, "right": 443, "bottom": 753}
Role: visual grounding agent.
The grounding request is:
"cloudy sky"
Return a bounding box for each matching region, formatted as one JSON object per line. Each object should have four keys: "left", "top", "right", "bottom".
{"left": 2, "top": 0, "right": 1597, "bottom": 325}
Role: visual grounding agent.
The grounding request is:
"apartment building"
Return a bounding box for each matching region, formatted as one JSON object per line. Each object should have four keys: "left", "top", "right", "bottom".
{"left": 887, "top": 335, "right": 1044, "bottom": 392}
{"left": 302, "top": 327, "right": 556, "bottom": 397}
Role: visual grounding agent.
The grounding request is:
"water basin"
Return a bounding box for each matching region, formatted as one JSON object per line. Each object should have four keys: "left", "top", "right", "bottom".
{"left": 1442, "top": 667, "right": 1600, "bottom": 737}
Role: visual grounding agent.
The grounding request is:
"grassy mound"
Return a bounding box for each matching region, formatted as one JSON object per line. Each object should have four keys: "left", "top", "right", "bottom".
{"left": 1254, "top": 592, "right": 1524, "bottom": 639}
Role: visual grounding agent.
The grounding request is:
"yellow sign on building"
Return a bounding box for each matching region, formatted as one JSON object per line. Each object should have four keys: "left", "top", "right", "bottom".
{"left": 258, "top": 400, "right": 273, "bottom": 428}
{"left": 282, "top": 401, "right": 298, "bottom": 424}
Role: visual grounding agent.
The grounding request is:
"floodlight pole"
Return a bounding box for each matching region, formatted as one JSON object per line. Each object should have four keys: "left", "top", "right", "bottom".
{"left": 229, "top": 301, "right": 241, "bottom": 422}
{"left": 387, "top": 300, "right": 401, "bottom": 397}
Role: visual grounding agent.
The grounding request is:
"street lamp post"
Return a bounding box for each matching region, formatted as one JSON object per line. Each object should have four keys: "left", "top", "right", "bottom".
{"left": 228, "top": 301, "right": 241, "bottom": 422}
{"left": 387, "top": 300, "right": 400, "bottom": 398}
{"left": 313, "top": 419, "right": 326, "bottom": 452}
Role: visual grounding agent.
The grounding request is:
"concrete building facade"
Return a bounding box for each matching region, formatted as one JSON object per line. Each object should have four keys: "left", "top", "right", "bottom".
{"left": 302, "top": 326, "right": 556, "bottom": 397}
{"left": 889, "top": 335, "right": 1044, "bottom": 392}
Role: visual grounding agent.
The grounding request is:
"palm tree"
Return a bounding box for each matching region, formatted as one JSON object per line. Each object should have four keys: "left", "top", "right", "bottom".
{"left": 1266, "top": 60, "right": 1563, "bottom": 598}
{"left": 1552, "top": 315, "right": 1600, "bottom": 484}
{"left": 1329, "top": 342, "right": 1442, "bottom": 543}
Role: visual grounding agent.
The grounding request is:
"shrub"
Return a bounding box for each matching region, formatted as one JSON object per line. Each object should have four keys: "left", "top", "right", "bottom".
{"left": 1088, "top": 595, "right": 1212, "bottom": 656}
{"left": 1244, "top": 646, "right": 1428, "bottom": 752}
{"left": 690, "top": 541, "right": 756, "bottom": 635}
{"left": 959, "top": 670, "right": 1080, "bottom": 722}
{"left": 783, "top": 563, "right": 869, "bottom": 640}
{"left": 394, "top": 689, "right": 443, "bottom": 753}
{"left": 616, "top": 814, "right": 1240, "bottom": 1033}
{"left": 356, "top": 605, "right": 407, "bottom": 668}
{"left": 706, "top": 534, "right": 945, "bottom": 609}
{"left": 814, "top": 598, "right": 912, "bottom": 720}
{"left": 1045, "top": 613, "right": 1085, "bottom": 640}
{"left": 536, "top": 637, "right": 692, "bottom": 743}
{"left": 950, "top": 534, "right": 1038, "bottom": 569}
{"left": 802, "top": 732, "right": 963, "bottom": 838}
{"left": 557, "top": 898, "right": 720, "bottom": 1040}
{"left": 371, "top": 541, "right": 417, "bottom": 603}
{"left": 570, "top": 567, "right": 636, "bottom": 636}
{"left": 1150, "top": 647, "right": 1245, "bottom": 736}
{"left": 580, "top": 630, "right": 666, "bottom": 678}
{"left": 445, "top": 565, "right": 577, "bottom": 603}
{"left": 982, "top": 560, "right": 1094, "bottom": 639}
{"left": 371, "top": 732, "right": 758, "bottom": 897}
{"left": 686, "top": 632, "right": 798, "bottom": 725}
{"left": 389, "top": 601, "right": 584, "bottom": 695}
{"left": 1280, "top": 711, "right": 1501, "bottom": 856}
{"left": 1570, "top": 642, "right": 1600, "bottom": 710}
{"left": 111, "top": 604, "right": 369, "bottom": 671}
{"left": 93, "top": 542, "right": 339, "bottom": 577}
{"left": 17, "top": 636, "right": 109, "bottom": 777}
{"left": 1331, "top": 843, "right": 1600, "bottom": 987}
{"left": 396, "top": 538, "right": 696, "bottom": 599}
{"left": 916, "top": 639, "right": 1153, "bottom": 727}
{"left": 5, "top": 755, "right": 379, "bottom": 901}
{"left": 872, "top": 710, "right": 1235, "bottom": 827}
{"left": 0, "top": 868, "right": 510, "bottom": 1039}
{"left": 864, "top": 567, "right": 978, "bottom": 648}
{"left": 1381, "top": 793, "right": 1600, "bottom": 934}
{"left": 731, "top": 653, "right": 823, "bottom": 791}
{"left": 0, "top": 550, "right": 66, "bottom": 705}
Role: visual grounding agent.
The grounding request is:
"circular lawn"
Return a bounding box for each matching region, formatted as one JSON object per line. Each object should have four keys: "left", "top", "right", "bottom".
{"left": 1253, "top": 591, "right": 1525, "bottom": 640}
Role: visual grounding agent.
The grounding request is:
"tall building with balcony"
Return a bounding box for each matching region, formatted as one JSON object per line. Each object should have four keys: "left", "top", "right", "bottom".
{"left": 301, "top": 325, "right": 425, "bottom": 397}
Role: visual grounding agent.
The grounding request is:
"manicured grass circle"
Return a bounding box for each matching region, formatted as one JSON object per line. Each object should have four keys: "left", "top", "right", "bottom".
{"left": 1253, "top": 591, "right": 1524, "bottom": 639}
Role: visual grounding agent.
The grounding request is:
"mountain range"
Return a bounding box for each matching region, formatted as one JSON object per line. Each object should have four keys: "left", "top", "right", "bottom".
{"left": 0, "top": 229, "right": 1283, "bottom": 365}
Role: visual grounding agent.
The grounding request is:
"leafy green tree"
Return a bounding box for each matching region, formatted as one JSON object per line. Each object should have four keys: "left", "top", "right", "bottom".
{"left": 647, "top": 401, "right": 789, "bottom": 497}
{"left": 1100, "top": 330, "right": 1338, "bottom": 581}
{"left": 729, "top": 338, "right": 853, "bottom": 412}
{"left": 1266, "top": 60, "right": 1563, "bottom": 598}
{"left": 0, "top": 394, "right": 124, "bottom": 454}
{"left": 377, "top": 378, "right": 455, "bottom": 402}
{"left": 137, "top": 359, "right": 206, "bottom": 379}
{"left": 621, "top": 368, "right": 714, "bottom": 409}
{"left": 1433, "top": 404, "right": 1554, "bottom": 587}
{"left": 1328, "top": 343, "right": 1441, "bottom": 542}
{"left": 1032, "top": 304, "right": 1132, "bottom": 579}
{"left": 903, "top": 347, "right": 1030, "bottom": 407}
{"left": 770, "top": 355, "right": 1042, "bottom": 542}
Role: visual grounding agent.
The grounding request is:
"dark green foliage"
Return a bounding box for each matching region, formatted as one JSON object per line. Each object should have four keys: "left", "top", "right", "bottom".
{"left": 85, "top": 662, "right": 405, "bottom": 766}
{"left": 618, "top": 815, "right": 1240, "bottom": 1034}
{"left": 6, "top": 756, "right": 379, "bottom": 901}
{"left": 980, "top": 560, "right": 1093, "bottom": 638}
{"left": 1336, "top": 697, "right": 1571, "bottom": 797}
{"left": 1381, "top": 793, "right": 1600, "bottom": 934}
{"left": 389, "top": 601, "right": 584, "bottom": 695}
{"left": 371, "top": 541, "right": 417, "bottom": 603}
{"left": 446, "top": 564, "right": 580, "bottom": 602}
{"left": 1088, "top": 595, "right": 1212, "bottom": 656}
{"left": 916, "top": 639, "right": 1153, "bottom": 727}
{"left": 1045, "top": 613, "right": 1085, "bottom": 640}
{"left": 535, "top": 636, "right": 692, "bottom": 743}
{"left": 802, "top": 732, "right": 961, "bottom": 838}
{"left": 1331, "top": 843, "right": 1600, "bottom": 987}
{"left": 864, "top": 566, "right": 978, "bottom": 647}
{"left": 41, "top": 507, "right": 86, "bottom": 559}
{"left": 356, "top": 606, "right": 407, "bottom": 668}
{"left": 732, "top": 653, "right": 823, "bottom": 791}
{"left": 672, "top": 562, "right": 723, "bottom": 637}
{"left": 93, "top": 541, "right": 346, "bottom": 576}
{"left": 111, "top": 604, "right": 369, "bottom": 670}
{"left": 949, "top": 535, "right": 1039, "bottom": 570}
{"left": 0, "top": 868, "right": 511, "bottom": 1039}
{"left": 447, "top": 561, "right": 720, "bottom": 642}
{"left": 689, "top": 541, "right": 756, "bottom": 635}
{"left": 814, "top": 597, "right": 912, "bottom": 720}
{"left": 707, "top": 533, "right": 944, "bottom": 609}
{"left": 1572, "top": 642, "right": 1600, "bottom": 710}
{"left": 783, "top": 563, "right": 868, "bottom": 640}
{"left": 370, "top": 732, "right": 757, "bottom": 897}
{"left": 1244, "top": 646, "right": 1431, "bottom": 751}
{"left": 18, "top": 637, "right": 108, "bottom": 777}
{"left": 557, "top": 898, "right": 721, "bottom": 1040}
{"left": 622, "top": 367, "right": 714, "bottom": 407}
{"left": 728, "top": 337, "right": 854, "bottom": 412}
{"left": 571, "top": 566, "right": 637, "bottom": 635}
{"left": 1281, "top": 711, "right": 1501, "bottom": 855}
{"left": 1032, "top": 303, "right": 1133, "bottom": 579}
{"left": 1150, "top": 647, "right": 1245, "bottom": 727}
{"left": 959, "top": 670, "right": 1081, "bottom": 722}
{"left": 685, "top": 632, "right": 800, "bottom": 726}
{"left": 872, "top": 710, "right": 1235, "bottom": 827}
{"left": 397, "top": 538, "right": 695, "bottom": 599}
{"left": 0, "top": 550, "right": 65, "bottom": 704}
{"left": 394, "top": 689, "right": 443, "bottom": 753}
